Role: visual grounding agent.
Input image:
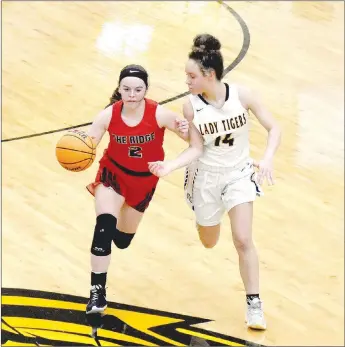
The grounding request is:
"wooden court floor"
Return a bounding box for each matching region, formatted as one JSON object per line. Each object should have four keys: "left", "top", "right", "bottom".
{"left": 2, "top": 1, "right": 344, "bottom": 346}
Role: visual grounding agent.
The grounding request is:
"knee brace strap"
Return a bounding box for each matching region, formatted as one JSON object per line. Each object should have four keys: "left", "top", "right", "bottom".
{"left": 91, "top": 213, "right": 117, "bottom": 256}
{"left": 113, "top": 229, "right": 135, "bottom": 249}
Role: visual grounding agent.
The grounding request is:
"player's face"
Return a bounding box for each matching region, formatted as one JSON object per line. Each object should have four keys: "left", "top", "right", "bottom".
{"left": 185, "top": 59, "right": 209, "bottom": 95}
{"left": 119, "top": 77, "right": 147, "bottom": 109}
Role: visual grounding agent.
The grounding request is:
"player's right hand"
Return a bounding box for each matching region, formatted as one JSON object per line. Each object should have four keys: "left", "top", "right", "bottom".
{"left": 148, "top": 160, "right": 175, "bottom": 178}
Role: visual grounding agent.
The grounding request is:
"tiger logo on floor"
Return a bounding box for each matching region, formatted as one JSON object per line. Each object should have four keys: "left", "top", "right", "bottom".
{"left": 1, "top": 288, "right": 264, "bottom": 346}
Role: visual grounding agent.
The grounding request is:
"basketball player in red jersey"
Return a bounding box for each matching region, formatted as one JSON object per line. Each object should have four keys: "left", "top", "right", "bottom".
{"left": 84, "top": 64, "right": 203, "bottom": 314}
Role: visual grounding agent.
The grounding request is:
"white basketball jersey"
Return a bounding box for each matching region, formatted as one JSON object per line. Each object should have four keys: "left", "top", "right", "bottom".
{"left": 189, "top": 83, "right": 250, "bottom": 167}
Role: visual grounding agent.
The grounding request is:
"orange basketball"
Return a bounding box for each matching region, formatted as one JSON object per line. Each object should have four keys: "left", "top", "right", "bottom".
{"left": 56, "top": 129, "right": 96, "bottom": 172}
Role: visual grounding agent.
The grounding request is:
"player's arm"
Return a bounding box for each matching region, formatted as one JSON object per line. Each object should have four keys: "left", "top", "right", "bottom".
{"left": 238, "top": 85, "right": 281, "bottom": 185}
{"left": 238, "top": 85, "right": 281, "bottom": 161}
{"left": 156, "top": 99, "right": 195, "bottom": 142}
{"left": 156, "top": 103, "right": 203, "bottom": 153}
{"left": 86, "top": 105, "right": 112, "bottom": 147}
{"left": 150, "top": 104, "right": 203, "bottom": 176}
{"left": 155, "top": 105, "right": 189, "bottom": 141}
{"left": 168, "top": 115, "right": 204, "bottom": 171}
{"left": 179, "top": 99, "right": 195, "bottom": 142}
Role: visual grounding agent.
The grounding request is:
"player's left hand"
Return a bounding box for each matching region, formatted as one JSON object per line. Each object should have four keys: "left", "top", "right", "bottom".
{"left": 148, "top": 160, "right": 175, "bottom": 178}
{"left": 175, "top": 118, "right": 189, "bottom": 135}
{"left": 253, "top": 158, "right": 274, "bottom": 186}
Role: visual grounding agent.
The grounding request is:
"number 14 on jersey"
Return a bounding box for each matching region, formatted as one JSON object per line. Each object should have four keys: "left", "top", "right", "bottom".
{"left": 214, "top": 133, "right": 234, "bottom": 147}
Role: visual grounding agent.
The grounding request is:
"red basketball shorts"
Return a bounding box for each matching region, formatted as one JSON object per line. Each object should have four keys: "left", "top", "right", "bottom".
{"left": 87, "top": 156, "right": 159, "bottom": 213}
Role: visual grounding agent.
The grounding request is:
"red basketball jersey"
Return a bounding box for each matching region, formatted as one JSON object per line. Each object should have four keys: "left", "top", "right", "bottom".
{"left": 102, "top": 98, "right": 165, "bottom": 173}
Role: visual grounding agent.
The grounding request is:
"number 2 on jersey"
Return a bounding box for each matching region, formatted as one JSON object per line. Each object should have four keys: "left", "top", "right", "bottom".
{"left": 129, "top": 146, "right": 143, "bottom": 158}
{"left": 214, "top": 133, "right": 234, "bottom": 147}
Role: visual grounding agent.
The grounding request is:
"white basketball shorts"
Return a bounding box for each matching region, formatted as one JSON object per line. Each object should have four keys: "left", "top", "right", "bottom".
{"left": 184, "top": 159, "right": 263, "bottom": 226}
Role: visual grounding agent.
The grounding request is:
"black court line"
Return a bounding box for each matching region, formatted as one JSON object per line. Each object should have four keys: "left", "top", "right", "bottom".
{"left": 1, "top": 1, "right": 250, "bottom": 143}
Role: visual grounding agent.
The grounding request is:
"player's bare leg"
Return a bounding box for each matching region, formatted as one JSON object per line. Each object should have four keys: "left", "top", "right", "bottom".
{"left": 228, "top": 202, "right": 266, "bottom": 330}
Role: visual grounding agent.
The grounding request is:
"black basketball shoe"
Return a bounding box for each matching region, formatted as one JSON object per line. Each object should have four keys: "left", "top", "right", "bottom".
{"left": 86, "top": 284, "right": 107, "bottom": 314}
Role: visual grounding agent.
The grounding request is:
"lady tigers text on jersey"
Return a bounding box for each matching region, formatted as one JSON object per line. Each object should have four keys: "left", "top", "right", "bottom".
{"left": 189, "top": 83, "right": 250, "bottom": 167}
{"left": 197, "top": 113, "right": 247, "bottom": 136}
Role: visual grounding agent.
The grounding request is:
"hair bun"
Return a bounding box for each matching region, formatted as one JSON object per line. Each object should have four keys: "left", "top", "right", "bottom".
{"left": 193, "top": 34, "right": 221, "bottom": 52}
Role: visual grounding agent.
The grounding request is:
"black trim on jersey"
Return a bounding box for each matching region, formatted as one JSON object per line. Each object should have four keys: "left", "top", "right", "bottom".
{"left": 197, "top": 94, "right": 209, "bottom": 105}
{"left": 225, "top": 83, "right": 229, "bottom": 101}
{"left": 109, "top": 157, "right": 153, "bottom": 177}
{"left": 197, "top": 83, "right": 230, "bottom": 105}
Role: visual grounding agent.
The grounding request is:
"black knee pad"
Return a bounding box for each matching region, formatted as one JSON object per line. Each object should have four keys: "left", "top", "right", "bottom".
{"left": 91, "top": 214, "right": 117, "bottom": 256}
{"left": 113, "top": 229, "right": 135, "bottom": 249}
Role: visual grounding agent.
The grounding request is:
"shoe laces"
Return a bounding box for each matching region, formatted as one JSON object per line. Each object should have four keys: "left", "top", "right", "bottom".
{"left": 90, "top": 284, "right": 103, "bottom": 303}
{"left": 248, "top": 299, "right": 263, "bottom": 318}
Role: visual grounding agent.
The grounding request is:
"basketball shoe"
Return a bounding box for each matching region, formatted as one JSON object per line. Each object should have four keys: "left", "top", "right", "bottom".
{"left": 86, "top": 284, "right": 107, "bottom": 314}
{"left": 246, "top": 297, "right": 266, "bottom": 330}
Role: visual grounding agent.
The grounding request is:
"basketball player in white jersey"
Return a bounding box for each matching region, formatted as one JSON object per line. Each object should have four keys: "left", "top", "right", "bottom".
{"left": 161, "top": 34, "right": 280, "bottom": 330}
